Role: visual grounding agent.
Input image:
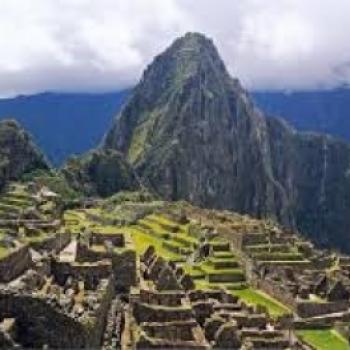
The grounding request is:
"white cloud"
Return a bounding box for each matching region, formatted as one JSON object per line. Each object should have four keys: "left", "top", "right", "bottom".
{"left": 0, "top": 0, "right": 350, "bottom": 96}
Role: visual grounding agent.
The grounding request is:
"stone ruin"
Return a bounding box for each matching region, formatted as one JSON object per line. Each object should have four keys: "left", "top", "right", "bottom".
{"left": 124, "top": 246, "right": 293, "bottom": 349}
{"left": 0, "top": 219, "right": 137, "bottom": 348}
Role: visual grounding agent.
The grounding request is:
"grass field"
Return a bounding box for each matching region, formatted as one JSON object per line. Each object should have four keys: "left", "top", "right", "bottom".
{"left": 0, "top": 246, "right": 10, "bottom": 259}
{"left": 129, "top": 226, "right": 184, "bottom": 261}
{"left": 296, "top": 329, "right": 350, "bottom": 350}
{"left": 231, "top": 287, "right": 291, "bottom": 317}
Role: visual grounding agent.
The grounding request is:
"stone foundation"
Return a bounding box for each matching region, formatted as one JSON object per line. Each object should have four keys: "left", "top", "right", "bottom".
{"left": 140, "top": 289, "right": 184, "bottom": 306}
{"left": 51, "top": 259, "right": 112, "bottom": 289}
{"left": 0, "top": 245, "right": 31, "bottom": 282}
{"left": 133, "top": 302, "right": 193, "bottom": 323}
{"left": 296, "top": 300, "right": 349, "bottom": 318}
{"left": 142, "top": 320, "right": 198, "bottom": 341}
{"left": 30, "top": 232, "right": 71, "bottom": 253}
{"left": 92, "top": 232, "right": 125, "bottom": 247}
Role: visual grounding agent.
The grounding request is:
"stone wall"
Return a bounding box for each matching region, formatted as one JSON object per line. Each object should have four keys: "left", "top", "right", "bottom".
{"left": 112, "top": 249, "right": 137, "bottom": 291}
{"left": 76, "top": 243, "right": 108, "bottom": 262}
{"left": 92, "top": 233, "right": 125, "bottom": 247}
{"left": 296, "top": 300, "right": 349, "bottom": 318}
{"left": 51, "top": 259, "right": 112, "bottom": 289}
{"left": 88, "top": 277, "right": 115, "bottom": 347}
{"left": 0, "top": 245, "right": 31, "bottom": 282}
{"left": 76, "top": 245, "right": 137, "bottom": 291}
{"left": 142, "top": 320, "right": 197, "bottom": 341}
{"left": 133, "top": 302, "right": 193, "bottom": 323}
{"left": 254, "top": 278, "right": 296, "bottom": 310}
{"left": 0, "top": 279, "right": 114, "bottom": 349}
{"left": 30, "top": 232, "right": 71, "bottom": 253}
{"left": 140, "top": 289, "right": 184, "bottom": 306}
{"left": 0, "top": 292, "right": 93, "bottom": 348}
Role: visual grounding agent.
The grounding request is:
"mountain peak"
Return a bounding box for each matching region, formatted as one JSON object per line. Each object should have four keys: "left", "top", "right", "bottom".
{"left": 136, "top": 32, "right": 230, "bottom": 96}
{"left": 172, "top": 32, "right": 216, "bottom": 52}
{"left": 104, "top": 32, "right": 238, "bottom": 154}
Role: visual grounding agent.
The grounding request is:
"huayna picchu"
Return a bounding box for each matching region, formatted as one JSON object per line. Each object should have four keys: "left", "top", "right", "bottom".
{"left": 105, "top": 32, "right": 350, "bottom": 254}
{"left": 0, "top": 32, "right": 350, "bottom": 350}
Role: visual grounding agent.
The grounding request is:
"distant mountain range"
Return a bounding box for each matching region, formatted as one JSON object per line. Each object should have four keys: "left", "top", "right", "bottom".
{"left": 253, "top": 88, "right": 350, "bottom": 141}
{"left": 1, "top": 86, "right": 350, "bottom": 167}
{"left": 0, "top": 91, "right": 128, "bottom": 166}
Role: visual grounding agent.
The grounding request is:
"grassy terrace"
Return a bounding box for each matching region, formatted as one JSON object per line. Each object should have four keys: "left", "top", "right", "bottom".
{"left": 296, "top": 329, "right": 350, "bottom": 350}
{"left": 128, "top": 225, "right": 184, "bottom": 261}
{"left": 231, "top": 288, "right": 291, "bottom": 318}
{"left": 0, "top": 246, "right": 10, "bottom": 259}
{"left": 130, "top": 213, "right": 292, "bottom": 318}
{"left": 21, "top": 231, "right": 51, "bottom": 244}
{"left": 63, "top": 209, "right": 293, "bottom": 319}
{"left": 64, "top": 210, "right": 93, "bottom": 233}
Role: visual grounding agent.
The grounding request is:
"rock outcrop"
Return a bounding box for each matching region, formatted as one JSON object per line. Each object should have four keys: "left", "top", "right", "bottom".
{"left": 0, "top": 119, "right": 49, "bottom": 190}
{"left": 62, "top": 149, "right": 140, "bottom": 197}
{"left": 104, "top": 32, "right": 350, "bottom": 252}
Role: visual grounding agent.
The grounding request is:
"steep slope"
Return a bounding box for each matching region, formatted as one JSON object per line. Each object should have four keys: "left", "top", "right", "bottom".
{"left": 0, "top": 119, "right": 49, "bottom": 190}
{"left": 254, "top": 88, "right": 350, "bottom": 142}
{"left": 62, "top": 149, "right": 141, "bottom": 197}
{"left": 104, "top": 32, "right": 350, "bottom": 252}
{"left": 0, "top": 91, "right": 128, "bottom": 165}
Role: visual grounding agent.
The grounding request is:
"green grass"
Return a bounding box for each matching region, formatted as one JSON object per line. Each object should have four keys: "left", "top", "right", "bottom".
{"left": 231, "top": 288, "right": 291, "bottom": 318}
{"left": 296, "top": 329, "right": 350, "bottom": 350}
{"left": 64, "top": 210, "right": 95, "bottom": 233}
{"left": 201, "top": 263, "right": 243, "bottom": 276}
{"left": 147, "top": 214, "right": 180, "bottom": 229}
{"left": 0, "top": 246, "right": 10, "bottom": 259}
{"left": 213, "top": 252, "right": 236, "bottom": 259}
{"left": 129, "top": 226, "right": 184, "bottom": 261}
{"left": 93, "top": 225, "right": 124, "bottom": 234}
{"left": 22, "top": 231, "right": 50, "bottom": 244}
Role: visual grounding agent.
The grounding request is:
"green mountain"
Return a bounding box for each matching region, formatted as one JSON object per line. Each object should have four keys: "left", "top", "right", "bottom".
{"left": 0, "top": 92, "right": 128, "bottom": 165}
{"left": 104, "top": 32, "right": 350, "bottom": 252}
{"left": 0, "top": 119, "right": 49, "bottom": 190}
{"left": 62, "top": 149, "right": 141, "bottom": 198}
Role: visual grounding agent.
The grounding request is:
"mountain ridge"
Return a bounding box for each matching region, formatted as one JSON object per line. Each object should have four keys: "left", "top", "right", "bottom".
{"left": 1, "top": 88, "right": 350, "bottom": 168}
{"left": 253, "top": 88, "right": 350, "bottom": 142}
{"left": 0, "top": 91, "right": 128, "bottom": 165}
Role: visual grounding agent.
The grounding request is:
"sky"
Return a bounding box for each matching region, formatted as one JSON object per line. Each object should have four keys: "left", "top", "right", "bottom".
{"left": 1, "top": 0, "right": 350, "bottom": 97}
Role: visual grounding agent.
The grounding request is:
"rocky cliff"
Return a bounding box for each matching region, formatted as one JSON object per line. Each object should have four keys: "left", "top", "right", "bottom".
{"left": 104, "top": 33, "right": 350, "bottom": 252}
{"left": 62, "top": 149, "right": 141, "bottom": 197}
{"left": 0, "top": 119, "right": 49, "bottom": 190}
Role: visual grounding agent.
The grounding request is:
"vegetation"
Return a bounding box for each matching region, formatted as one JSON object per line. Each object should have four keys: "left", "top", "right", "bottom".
{"left": 129, "top": 226, "right": 183, "bottom": 261}
{"left": 296, "top": 329, "right": 350, "bottom": 350}
{"left": 231, "top": 288, "right": 291, "bottom": 318}
{"left": 0, "top": 246, "right": 10, "bottom": 259}
{"left": 22, "top": 169, "right": 80, "bottom": 200}
{"left": 103, "top": 190, "right": 155, "bottom": 206}
{"left": 62, "top": 149, "right": 140, "bottom": 197}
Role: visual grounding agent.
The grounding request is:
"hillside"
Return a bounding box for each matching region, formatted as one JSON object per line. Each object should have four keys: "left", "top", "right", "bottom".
{"left": 62, "top": 149, "right": 141, "bottom": 197}
{"left": 0, "top": 91, "right": 128, "bottom": 165}
{"left": 0, "top": 120, "right": 49, "bottom": 191}
{"left": 104, "top": 32, "right": 350, "bottom": 253}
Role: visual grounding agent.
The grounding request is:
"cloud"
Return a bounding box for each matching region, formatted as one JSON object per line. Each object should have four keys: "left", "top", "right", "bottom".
{"left": 0, "top": 0, "right": 350, "bottom": 96}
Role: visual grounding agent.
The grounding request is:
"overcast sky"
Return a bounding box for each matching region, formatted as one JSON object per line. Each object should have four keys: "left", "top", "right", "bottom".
{"left": 1, "top": 0, "right": 350, "bottom": 97}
